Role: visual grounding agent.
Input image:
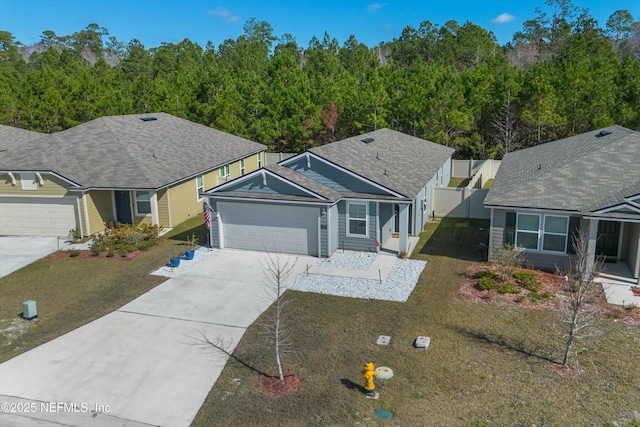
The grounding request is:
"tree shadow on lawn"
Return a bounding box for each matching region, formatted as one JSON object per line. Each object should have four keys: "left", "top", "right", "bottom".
{"left": 451, "top": 325, "right": 558, "bottom": 364}
{"left": 418, "top": 218, "right": 490, "bottom": 262}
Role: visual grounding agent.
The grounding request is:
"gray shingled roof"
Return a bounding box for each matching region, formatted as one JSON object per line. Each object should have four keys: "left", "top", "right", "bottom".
{"left": 0, "top": 113, "right": 266, "bottom": 189}
{"left": 484, "top": 125, "right": 640, "bottom": 213}
{"left": 309, "top": 128, "right": 454, "bottom": 198}
{"left": 0, "top": 125, "right": 45, "bottom": 153}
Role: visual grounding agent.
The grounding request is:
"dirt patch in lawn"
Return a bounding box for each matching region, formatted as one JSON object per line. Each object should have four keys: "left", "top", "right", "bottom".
{"left": 48, "top": 250, "right": 144, "bottom": 261}
{"left": 258, "top": 373, "right": 301, "bottom": 397}
{"left": 458, "top": 264, "right": 640, "bottom": 326}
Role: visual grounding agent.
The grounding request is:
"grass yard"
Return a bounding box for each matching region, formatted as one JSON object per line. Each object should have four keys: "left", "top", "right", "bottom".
{"left": 193, "top": 218, "right": 640, "bottom": 426}
{"left": 448, "top": 177, "right": 470, "bottom": 187}
{"left": 0, "top": 216, "right": 209, "bottom": 363}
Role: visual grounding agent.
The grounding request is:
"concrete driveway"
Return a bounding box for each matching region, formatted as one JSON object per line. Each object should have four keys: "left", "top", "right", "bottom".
{"left": 0, "top": 249, "right": 314, "bottom": 427}
{"left": 0, "top": 236, "right": 70, "bottom": 279}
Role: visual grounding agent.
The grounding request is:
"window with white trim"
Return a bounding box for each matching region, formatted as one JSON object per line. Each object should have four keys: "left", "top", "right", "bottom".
{"left": 219, "top": 164, "right": 230, "bottom": 178}
{"left": 196, "top": 175, "right": 204, "bottom": 200}
{"left": 347, "top": 202, "right": 368, "bottom": 237}
{"left": 515, "top": 213, "right": 570, "bottom": 252}
{"left": 515, "top": 213, "right": 540, "bottom": 250}
{"left": 240, "top": 159, "right": 245, "bottom": 176}
{"left": 21, "top": 173, "right": 37, "bottom": 190}
{"left": 135, "top": 191, "right": 152, "bottom": 215}
{"left": 542, "top": 215, "right": 569, "bottom": 252}
{"left": 257, "top": 153, "right": 262, "bottom": 168}
{"left": 422, "top": 187, "right": 428, "bottom": 213}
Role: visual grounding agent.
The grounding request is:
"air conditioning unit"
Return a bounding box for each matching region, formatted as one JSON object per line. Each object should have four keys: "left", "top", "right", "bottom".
{"left": 22, "top": 300, "right": 37, "bottom": 320}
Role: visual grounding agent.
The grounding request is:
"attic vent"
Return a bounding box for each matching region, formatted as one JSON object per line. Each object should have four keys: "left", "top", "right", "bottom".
{"left": 140, "top": 117, "right": 157, "bottom": 122}
{"left": 595, "top": 130, "right": 612, "bottom": 138}
{"left": 361, "top": 137, "right": 374, "bottom": 144}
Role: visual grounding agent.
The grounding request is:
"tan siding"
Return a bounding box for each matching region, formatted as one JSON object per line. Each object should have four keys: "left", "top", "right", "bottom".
{"left": 157, "top": 188, "right": 170, "bottom": 227}
{"left": 168, "top": 178, "right": 203, "bottom": 225}
{"left": 86, "top": 191, "right": 114, "bottom": 234}
{"left": 0, "top": 173, "right": 71, "bottom": 197}
{"left": 77, "top": 196, "right": 87, "bottom": 236}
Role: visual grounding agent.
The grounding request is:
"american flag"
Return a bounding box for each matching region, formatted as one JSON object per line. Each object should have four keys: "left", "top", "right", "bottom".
{"left": 203, "top": 202, "right": 213, "bottom": 230}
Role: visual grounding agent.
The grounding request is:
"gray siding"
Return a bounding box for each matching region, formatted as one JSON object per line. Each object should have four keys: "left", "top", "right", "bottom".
{"left": 221, "top": 173, "right": 310, "bottom": 197}
{"left": 320, "top": 208, "right": 328, "bottom": 257}
{"left": 379, "top": 202, "right": 394, "bottom": 243}
{"left": 287, "top": 156, "right": 389, "bottom": 195}
{"left": 489, "top": 208, "right": 507, "bottom": 261}
{"left": 337, "top": 200, "right": 378, "bottom": 252}
{"left": 520, "top": 252, "right": 570, "bottom": 272}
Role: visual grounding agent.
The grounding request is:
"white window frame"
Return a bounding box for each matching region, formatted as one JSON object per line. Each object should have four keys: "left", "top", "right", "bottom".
{"left": 515, "top": 213, "right": 570, "bottom": 253}
{"left": 346, "top": 201, "right": 368, "bottom": 238}
{"left": 240, "top": 159, "right": 245, "bottom": 176}
{"left": 196, "top": 174, "right": 204, "bottom": 200}
{"left": 542, "top": 215, "right": 569, "bottom": 253}
{"left": 21, "top": 173, "right": 37, "bottom": 190}
{"left": 515, "top": 213, "right": 541, "bottom": 250}
{"left": 422, "top": 187, "right": 428, "bottom": 213}
{"left": 135, "top": 191, "right": 152, "bottom": 216}
{"left": 257, "top": 153, "right": 262, "bottom": 169}
{"left": 219, "top": 164, "right": 230, "bottom": 178}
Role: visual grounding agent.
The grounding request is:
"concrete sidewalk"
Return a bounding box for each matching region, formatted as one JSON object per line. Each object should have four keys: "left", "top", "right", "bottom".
{"left": 0, "top": 249, "right": 314, "bottom": 427}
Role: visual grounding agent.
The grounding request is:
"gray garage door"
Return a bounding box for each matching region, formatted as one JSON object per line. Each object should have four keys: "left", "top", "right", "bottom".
{"left": 0, "top": 197, "right": 78, "bottom": 236}
{"left": 219, "top": 202, "right": 318, "bottom": 256}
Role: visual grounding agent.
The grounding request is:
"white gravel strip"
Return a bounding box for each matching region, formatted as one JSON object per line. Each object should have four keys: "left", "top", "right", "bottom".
{"left": 317, "top": 250, "right": 377, "bottom": 270}
{"left": 151, "top": 247, "right": 216, "bottom": 278}
{"left": 293, "top": 258, "right": 427, "bottom": 302}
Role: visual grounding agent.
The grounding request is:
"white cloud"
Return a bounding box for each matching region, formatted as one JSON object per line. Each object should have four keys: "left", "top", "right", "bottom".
{"left": 492, "top": 13, "right": 515, "bottom": 24}
{"left": 209, "top": 7, "right": 240, "bottom": 23}
{"left": 366, "top": 3, "right": 387, "bottom": 13}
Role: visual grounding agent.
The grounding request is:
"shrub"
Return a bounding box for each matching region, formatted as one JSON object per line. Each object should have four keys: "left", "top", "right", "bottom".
{"left": 497, "top": 282, "right": 519, "bottom": 294}
{"left": 476, "top": 270, "right": 498, "bottom": 280}
{"left": 90, "top": 223, "right": 161, "bottom": 256}
{"left": 69, "top": 249, "right": 81, "bottom": 257}
{"left": 137, "top": 239, "right": 156, "bottom": 251}
{"left": 106, "top": 249, "right": 115, "bottom": 258}
{"left": 492, "top": 244, "right": 524, "bottom": 281}
{"left": 513, "top": 271, "right": 541, "bottom": 292}
{"left": 477, "top": 276, "right": 497, "bottom": 291}
{"left": 527, "top": 292, "right": 550, "bottom": 303}
{"left": 90, "top": 246, "right": 101, "bottom": 256}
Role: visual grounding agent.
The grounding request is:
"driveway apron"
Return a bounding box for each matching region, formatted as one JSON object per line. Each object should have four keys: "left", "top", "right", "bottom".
{"left": 0, "top": 249, "right": 314, "bottom": 427}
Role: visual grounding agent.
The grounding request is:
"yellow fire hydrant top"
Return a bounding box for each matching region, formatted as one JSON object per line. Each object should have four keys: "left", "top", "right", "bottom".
{"left": 361, "top": 362, "right": 377, "bottom": 391}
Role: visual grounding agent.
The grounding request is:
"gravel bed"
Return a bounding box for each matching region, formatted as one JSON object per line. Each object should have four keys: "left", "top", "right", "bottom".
{"left": 317, "top": 250, "right": 377, "bottom": 270}
{"left": 151, "top": 247, "right": 216, "bottom": 278}
{"left": 293, "top": 258, "right": 427, "bottom": 302}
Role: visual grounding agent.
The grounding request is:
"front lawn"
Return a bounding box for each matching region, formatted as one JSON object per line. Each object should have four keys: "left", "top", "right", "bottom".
{"left": 193, "top": 218, "right": 640, "bottom": 426}
{"left": 0, "top": 216, "right": 209, "bottom": 363}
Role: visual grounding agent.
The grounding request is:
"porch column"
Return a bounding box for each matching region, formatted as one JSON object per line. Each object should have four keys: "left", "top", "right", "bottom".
{"left": 150, "top": 192, "right": 159, "bottom": 225}
{"left": 399, "top": 203, "right": 409, "bottom": 255}
{"left": 586, "top": 218, "right": 598, "bottom": 273}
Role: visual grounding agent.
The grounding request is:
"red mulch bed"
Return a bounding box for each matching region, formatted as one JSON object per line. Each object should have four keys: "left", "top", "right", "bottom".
{"left": 459, "top": 264, "right": 640, "bottom": 326}
{"left": 258, "top": 372, "right": 301, "bottom": 397}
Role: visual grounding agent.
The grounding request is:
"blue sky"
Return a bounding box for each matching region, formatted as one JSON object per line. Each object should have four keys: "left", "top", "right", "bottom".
{"left": 2, "top": 0, "right": 639, "bottom": 49}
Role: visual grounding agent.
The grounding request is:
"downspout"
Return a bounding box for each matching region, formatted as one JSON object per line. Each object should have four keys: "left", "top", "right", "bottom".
{"left": 318, "top": 209, "right": 322, "bottom": 258}
{"left": 327, "top": 206, "right": 332, "bottom": 256}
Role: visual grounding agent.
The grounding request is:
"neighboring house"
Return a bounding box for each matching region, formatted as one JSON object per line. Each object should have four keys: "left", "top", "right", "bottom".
{"left": 203, "top": 128, "right": 454, "bottom": 257}
{"left": 484, "top": 125, "right": 640, "bottom": 279}
{"left": 0, "top": 113, "right": 266, "bottom": 237}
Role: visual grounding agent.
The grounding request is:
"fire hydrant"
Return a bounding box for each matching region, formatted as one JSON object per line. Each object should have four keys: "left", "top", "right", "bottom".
{"left": 361, "top": 362, "right": 378, "bottom": 398}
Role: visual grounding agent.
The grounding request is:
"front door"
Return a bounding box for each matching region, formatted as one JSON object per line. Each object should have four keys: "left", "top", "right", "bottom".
{"left": 114, "top": 191, "right": 133, "bottom": 225}
{"left": 393, "top": 204, "right": 413, "bottom": 234}
{"left": 596, "top": 220, "right": 620, "bottom": 258}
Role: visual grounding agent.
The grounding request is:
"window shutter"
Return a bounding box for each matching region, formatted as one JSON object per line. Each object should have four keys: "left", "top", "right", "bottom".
{"left": 504, "top": 212, "right": 516, "bottom": 245}
{"left": 567, "top": 216, "right": 580, "bottom": 254}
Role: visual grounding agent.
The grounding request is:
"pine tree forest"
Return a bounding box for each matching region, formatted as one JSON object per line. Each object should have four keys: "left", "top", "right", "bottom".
{"left": 2, "top": 0, "right": 640, "bottom": 159}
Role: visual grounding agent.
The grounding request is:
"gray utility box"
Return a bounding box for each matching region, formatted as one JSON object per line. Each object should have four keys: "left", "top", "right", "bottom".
{"left": 22, "top": 300, "right": 37, "bottom": 320}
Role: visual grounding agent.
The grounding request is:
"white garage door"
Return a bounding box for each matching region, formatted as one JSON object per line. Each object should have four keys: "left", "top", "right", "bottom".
{"left": 0, "top": 197, "right": 78, "bottom": 236}
{"left": 219, "top": 202, "right": 319, "bottom": 256}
